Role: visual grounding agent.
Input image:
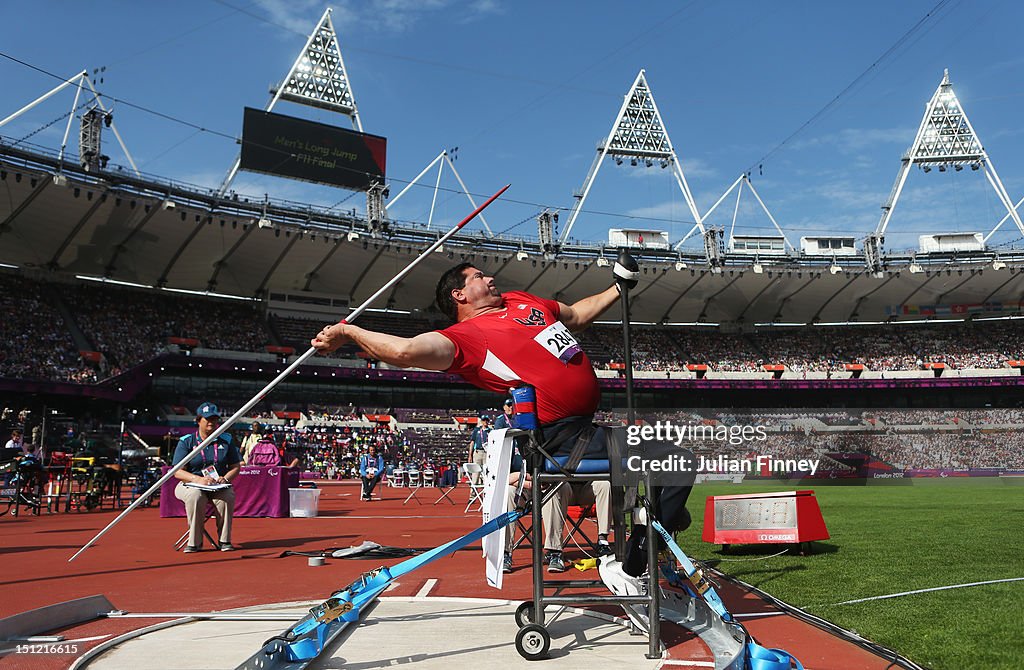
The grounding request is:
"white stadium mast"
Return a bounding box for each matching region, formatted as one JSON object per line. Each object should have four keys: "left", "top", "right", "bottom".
{"left": 558, "top": 70, "right": 707, "bottom": 260}
{"left": 696, "top": 173, "right": 794, "bottom": 253}
{"left": 0, "top": 70, "right": 141, "bottom": 178}
{"left": 385, "top": 148, "right": 496, "bottom": 237}
{"left": 868, "top": 69, "right": 1024, "bottom": 269}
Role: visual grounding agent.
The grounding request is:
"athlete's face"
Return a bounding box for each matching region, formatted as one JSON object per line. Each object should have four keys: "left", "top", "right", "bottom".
{"left": 456, "top": 267, "right": 501, "bottom": 307}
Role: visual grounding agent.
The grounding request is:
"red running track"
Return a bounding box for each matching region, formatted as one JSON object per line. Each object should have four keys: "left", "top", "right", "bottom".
{"left": 0, "top": 480, "right": 900, "bottom": 669}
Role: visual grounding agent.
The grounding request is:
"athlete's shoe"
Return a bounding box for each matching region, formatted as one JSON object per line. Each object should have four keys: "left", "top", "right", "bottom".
{"left": 598, "top": 555, "right": 647, "bottom": 597}
{"left": 503, "top": 552, "right": 513, "bottom": 573}
{"left": 547, "top": 552, "right": 566, "bottom": 573}
{"left": 599, "top": 555, "right": 649, "bottom": 629}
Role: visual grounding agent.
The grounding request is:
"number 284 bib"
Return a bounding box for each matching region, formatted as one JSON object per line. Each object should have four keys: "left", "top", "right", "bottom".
{"left": 534, "top": 321, "right": 582, "bottom": 364}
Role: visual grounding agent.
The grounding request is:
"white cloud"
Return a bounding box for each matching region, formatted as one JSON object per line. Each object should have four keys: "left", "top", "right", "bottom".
{"left": 790, "top": 127, "right": 912, "bottom": 154}
{"left": 678, "top": 156, "right": 718, "bottom": 179}
{"left": 266, "top": 0, "right": 500, "bottom": 35}
{"left": 252, "top": 0, "right": 325, "bottom": 35}
{"left": 459, "top": 0, "right": 505, "bottom": 24}
{"left": 812, "top": 178, "right": 884, "bottom": 210}
{"left": 624, "top": 200, "right": 698, "bottom": 224}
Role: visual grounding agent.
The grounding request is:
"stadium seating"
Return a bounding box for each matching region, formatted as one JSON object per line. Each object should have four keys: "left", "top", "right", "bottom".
{"left": 4, "top": 271, "right": 1024, "bottom": 383}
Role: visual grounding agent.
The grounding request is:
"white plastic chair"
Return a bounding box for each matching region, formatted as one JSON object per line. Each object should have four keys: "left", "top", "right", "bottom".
{"left": 391, "top": 469, "right": 407, "bottom": 488}
{"left": 462, "top": 463, "right": 484, "bottom": 513}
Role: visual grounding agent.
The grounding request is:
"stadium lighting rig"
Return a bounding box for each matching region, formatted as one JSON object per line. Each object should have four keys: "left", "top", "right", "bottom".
{"left": 218, "top": 8, "right": 361, "bottom": 197}
{"left": 875, "top": 69, "right": 1024, "bottom": 247}
{"left": 559, "top": 70, "right": 708, "bottom": 262}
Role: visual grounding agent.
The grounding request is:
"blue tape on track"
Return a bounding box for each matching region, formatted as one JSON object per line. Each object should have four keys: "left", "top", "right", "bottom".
{"left": 284, "top": 509, "right": 522, "bottom": 661}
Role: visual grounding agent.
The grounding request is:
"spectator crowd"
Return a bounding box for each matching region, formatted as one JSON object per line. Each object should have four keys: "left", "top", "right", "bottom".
{"left": 3, "top": 272, "right": 1024, "bottom": 384}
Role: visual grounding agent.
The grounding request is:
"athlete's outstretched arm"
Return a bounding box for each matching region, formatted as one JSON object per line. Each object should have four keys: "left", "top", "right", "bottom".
{"left": 557, "top": 285, "right": 620, "bottom": 333}
{"left": 312, "top": 325, "right": 455, "bottom": 371}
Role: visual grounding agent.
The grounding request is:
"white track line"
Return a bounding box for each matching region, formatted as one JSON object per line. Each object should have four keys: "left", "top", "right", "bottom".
{"left": 731, "top": 611, "right": 786, "bottom": 619}
{"left": 829, "top": 577, "right": 1024, "bottom": 606}
{"left": 415, "top": 578, "right": 437, "bottom": 598}
{"left": 659, "top": 660, "right": 715, "bottom": 667}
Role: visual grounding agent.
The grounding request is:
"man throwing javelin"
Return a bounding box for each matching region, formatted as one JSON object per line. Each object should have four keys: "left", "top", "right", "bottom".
{"left": 311, "top": 259, "right": 690, "bottom": 567}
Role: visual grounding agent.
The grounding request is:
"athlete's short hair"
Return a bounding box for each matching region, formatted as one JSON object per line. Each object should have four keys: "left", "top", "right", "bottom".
{"left": 435, "top": 262, "right": 474, "bottom": 321}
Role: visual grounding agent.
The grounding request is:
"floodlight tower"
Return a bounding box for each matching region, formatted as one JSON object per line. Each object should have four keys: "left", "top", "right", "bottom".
{"left": 78, "top": 107, "right": 109, "bottom": 172}
{"left": 538, "top": 209, "right": 557, "bottom": 258}
{"left": 874, "top": 69, "right": 1024, "bottom": 251}
{"left": 558, "top": 70, "right": 706, "bottom": 259}
{"left": 367, "top": 182, "right": 389, "bottom": 236}
{"left": 863, "top": 233, "right": 884, "bottom": 275}
{"left": 703, "top": 227, "right": 724, "bottom": 269}
{"left": 217, "top": 8, "right": 363, "bottom": 193}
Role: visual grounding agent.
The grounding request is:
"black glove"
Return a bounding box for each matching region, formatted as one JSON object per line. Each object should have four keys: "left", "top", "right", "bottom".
{"left": 613, "top": 250, "right": 639, "bottom": 290}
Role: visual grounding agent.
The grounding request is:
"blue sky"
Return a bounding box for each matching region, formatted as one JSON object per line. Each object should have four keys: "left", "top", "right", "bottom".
{"left": 2, "top": 0, "right": 1024, "bottom": 253}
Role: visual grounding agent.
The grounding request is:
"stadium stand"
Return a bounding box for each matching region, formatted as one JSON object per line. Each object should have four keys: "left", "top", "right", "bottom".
{"left": 0, "top": 274, "right": 99, "bottom": 383}
{"left": 5, "top": 272, "right": 1024, "bottom": 383}
{"left": 62, "top": 281, "right": 270, "bottom": 372}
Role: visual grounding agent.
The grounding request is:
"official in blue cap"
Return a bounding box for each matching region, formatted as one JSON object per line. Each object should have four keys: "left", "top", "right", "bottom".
{"left": 172, "top": 401, "right": 242, "bottom": 553}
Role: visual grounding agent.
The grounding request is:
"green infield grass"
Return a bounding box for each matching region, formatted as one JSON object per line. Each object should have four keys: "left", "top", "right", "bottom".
{"left": 680, "top": 478, "right": 1023, "bottom": 669}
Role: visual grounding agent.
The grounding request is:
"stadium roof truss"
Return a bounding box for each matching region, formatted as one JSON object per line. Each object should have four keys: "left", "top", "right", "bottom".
{"left": 386, "top": 148, "right": 495, "bottom": 236}
{"left": 874, "top": 69, "right": 1024, "bottom": 245}
{"left": 558, "top": 70, "right": 706, "bottom": 255}
{"left": 680, "top": 173, "right": 795, "bottom": 253}
{"left": 0, "top": 69, "right": 140, "bottom": 178}
{"left": 218, "top": 7, "right": 363, "bottom": 196}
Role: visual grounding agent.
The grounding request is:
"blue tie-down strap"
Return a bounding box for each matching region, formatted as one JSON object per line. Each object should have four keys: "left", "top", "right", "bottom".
{"left": 651, "top": 520, "right": 805, "bottom": 670}
{"left": 746, "top": 642, "right": 804, "bottom": 670}
{"left": 651, "top": 519, "right": 733, "bottom": 622}
{"left": 660, "top": 564, "right": 700, "bottom": 600}
{"left": 283, "top": 510, "right": 522, "bottom": 661}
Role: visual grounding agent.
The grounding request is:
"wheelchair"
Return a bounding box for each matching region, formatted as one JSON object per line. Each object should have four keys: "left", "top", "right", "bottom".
{"left": 0, "top": 457, "right": 44, "bottom": 516}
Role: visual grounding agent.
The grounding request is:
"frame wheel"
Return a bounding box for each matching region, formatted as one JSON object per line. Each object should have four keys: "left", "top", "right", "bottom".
{"left": 515, "top": 623, "right": 550, "bottom": 660}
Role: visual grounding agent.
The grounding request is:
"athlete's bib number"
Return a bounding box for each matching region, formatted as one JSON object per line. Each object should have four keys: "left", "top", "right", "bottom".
{"left": 534, "top": 321, "right": 582, "bottom": 364}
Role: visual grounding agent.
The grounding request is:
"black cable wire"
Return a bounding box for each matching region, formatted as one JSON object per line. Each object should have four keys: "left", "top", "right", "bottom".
{"left": 10, "top": 100, "right": 90, "bottom": 148}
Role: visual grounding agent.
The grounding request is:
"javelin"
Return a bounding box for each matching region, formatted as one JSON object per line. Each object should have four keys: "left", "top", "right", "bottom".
{"left": 69, "top": 184, "right": 510, "bottom": 562}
